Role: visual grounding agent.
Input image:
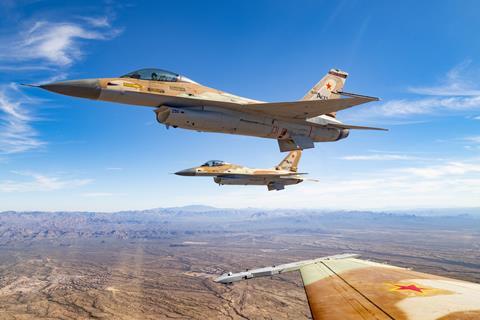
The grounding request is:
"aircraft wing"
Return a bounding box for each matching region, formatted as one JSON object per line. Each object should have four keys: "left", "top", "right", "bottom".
{"left": 237, "top": 96, "right": 379, "bottom": 119}
{"left": 216, "top": 255, "right": 480, "bottom": 320}
{"left": 215, "top": 254, "right": 358, "bottom": 283}
{"left": 147, "top": 93, "right": 378, "bottom": 120}
{"left": 216, "top": 172, "right": 305, "bottom": 178}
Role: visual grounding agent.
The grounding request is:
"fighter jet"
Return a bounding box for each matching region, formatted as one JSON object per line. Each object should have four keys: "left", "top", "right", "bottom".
{"left": 215, "top": 254, "right": 480, "bottom": 319}
{"left": 32, "top": 68, "right": 386, "bottom": 151}
{"left": 175, "top": 150, "right": 311, "bottom": 191}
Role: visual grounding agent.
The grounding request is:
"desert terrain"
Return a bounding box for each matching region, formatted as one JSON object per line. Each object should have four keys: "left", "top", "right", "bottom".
{"left": 0, "top": 207, "right": 479, "bottom": 319}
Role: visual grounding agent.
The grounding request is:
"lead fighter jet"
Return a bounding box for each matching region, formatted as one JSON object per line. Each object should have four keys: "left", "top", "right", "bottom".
{"left": 175, "top": 150, "right": 310, "bottom": 191}
{"left": 33, "top": 68, "right": 386, "bottom": 151}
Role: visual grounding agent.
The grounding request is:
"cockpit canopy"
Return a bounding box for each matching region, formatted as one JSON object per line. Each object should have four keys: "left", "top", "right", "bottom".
{"left": 120, "top": 68, "right": 197, "bottom": 83}
{"left": 201, "top": 160, "right": 226, "bottom": 167}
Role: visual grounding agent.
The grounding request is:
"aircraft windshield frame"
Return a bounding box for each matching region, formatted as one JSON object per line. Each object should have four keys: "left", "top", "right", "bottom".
{"left": 120, "top": 68, "right": 179, "bottom": 82}
{"left": 201, "top": 160, "right": 225, "bottom": 167}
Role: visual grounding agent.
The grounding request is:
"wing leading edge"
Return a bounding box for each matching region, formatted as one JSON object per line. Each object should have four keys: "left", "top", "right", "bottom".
{"left": 232, "top": 95, "right": 379, "bottom": 119}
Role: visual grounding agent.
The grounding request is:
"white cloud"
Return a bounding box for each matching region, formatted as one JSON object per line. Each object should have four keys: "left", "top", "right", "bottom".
{"left": 172, "top": 158, "right": 480, "bottom": 210}
{"left": 0, "top": 171, "right": 91, "bottom": 192}
{"left": 106, "top": 167, "right": 123, "bottom": 171}
{"left": 464, "top": 136, "right": 480, "bottom": 144}
{"left": 346, "top": 62, "right": 480, "bottom": 120}
{"left": 81, "top": 192, "right": 116, "bottom": 197}
{"left": 376, "top": 96, "right": 480, "bottom": 117}
{"left": 0, "top": 18, "right": 120, "bottom": 67}
{"left": 408, "top": 60, "right": 480, "bottom": 96}
{"left": 81, "top": 16, "right": 111, "bottom": 28}
{"left": 0, "top": 83, "right": 45, "bottom": 154}
{"left": 347, "top": 95, "right": 480, "bottom": 120}
{"left": 462, "top": 136, "right": 480, "bottom": 151}
{"left": 399, "top": 161, "right": 480, "bottom": 179}
{"left": 341, "top": 154, "right": 417, "bottom": 161}
{"left": 0, "top": 65, "right": 54, "bottom": 72}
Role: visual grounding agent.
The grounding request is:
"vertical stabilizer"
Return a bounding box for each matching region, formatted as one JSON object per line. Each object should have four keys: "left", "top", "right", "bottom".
{"left": 302, "top": 69, "right": 348, "bottom": 117}
{"left": 276, "top": 150, "right": 301, "bottom": 172}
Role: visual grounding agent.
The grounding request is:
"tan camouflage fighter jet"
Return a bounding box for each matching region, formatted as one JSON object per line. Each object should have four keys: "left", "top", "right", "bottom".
{"left": 175, "top": 150, "right": 312, "bottom": 191}
{"left": 31, "top": 68, "right": 386, "bottom": 152}
{"left": 215, "top": 254, "right": 480, "bottom": 319}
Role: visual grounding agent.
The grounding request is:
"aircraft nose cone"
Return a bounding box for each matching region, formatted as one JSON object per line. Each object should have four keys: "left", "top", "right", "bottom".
{"left": 175, "top": 168, "right": 197, "bottom": 176}
{"left": 40, "top": 79, "right": 101, "bottom": 100}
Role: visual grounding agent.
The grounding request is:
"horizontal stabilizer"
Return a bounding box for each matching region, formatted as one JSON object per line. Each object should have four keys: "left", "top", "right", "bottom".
{"left": 278, "top": 174, "right": 315, "bottom": 181}
{"left": 327, "top": 123, "right": 388, "bottom": 131}
{"left": 337, "top": 91, "right": 380, "bottom": 101}
{"left": 283, "top": 172, "right": 308, "bottom": 176}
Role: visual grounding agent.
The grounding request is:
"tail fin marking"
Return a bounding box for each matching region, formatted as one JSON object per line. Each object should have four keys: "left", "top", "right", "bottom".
{"left": 276, "top": 150, "right": 302, "bottom": 172}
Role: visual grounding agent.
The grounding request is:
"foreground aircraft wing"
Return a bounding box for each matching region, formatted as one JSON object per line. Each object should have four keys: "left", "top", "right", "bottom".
{"left": 215, "top": 255, "right": 480, "bottom": 320}
{"left": 215, "top": 254, "right": 358, "bottom": 283}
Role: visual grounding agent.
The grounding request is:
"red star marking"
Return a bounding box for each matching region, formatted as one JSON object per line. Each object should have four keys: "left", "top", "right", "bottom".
{"left": 394, "top": 284, "right": 425, "bottom": 293}
{"left": 326, "top": 82, "right": 332, "bottom": 90}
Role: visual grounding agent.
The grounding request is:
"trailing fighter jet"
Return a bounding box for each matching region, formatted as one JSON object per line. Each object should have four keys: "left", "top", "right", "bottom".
{"left": 175, "top": 150, "right": 311, "bottom": 191}
{"left": 31, "top": 68, "right": 386, "bottom": 151}
{"left": 215, "top": 254, "right": 480, "bottom": 319}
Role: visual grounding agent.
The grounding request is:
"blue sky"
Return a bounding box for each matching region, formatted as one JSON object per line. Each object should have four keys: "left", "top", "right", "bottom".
{"left": 0, "top": 0, "right": 479, "bottom": 211}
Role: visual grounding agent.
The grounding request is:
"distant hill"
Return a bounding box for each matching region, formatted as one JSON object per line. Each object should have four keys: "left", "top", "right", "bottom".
{"left": 162, "top": 205, "right": 221, "bottom": 212}
{"left": 0, "top": 207, "right": 479, "bottom": 245}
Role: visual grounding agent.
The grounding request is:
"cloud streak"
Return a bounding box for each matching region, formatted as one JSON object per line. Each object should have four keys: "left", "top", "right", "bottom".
{"left": 0, "top": 15, "right": 121, "bottom": 155}
{"left": 399, "top": 161, "right": 480, "bottom": 179}
{"left": 81, "top": 192, "right": 117, "bottom": 197}
{"left": 0, "top": 20, "right": 120, "bottom": 67}
{"left": 340, "top": 154, "right": 418, "bottom": 161}
{"left": 349, "top": 94, "right": 480, "bottom": 120}
{"left": 0, "top": 171, "right": 91, "bottom": 192}
{"left": 106, "top": 167, "right": 123, "bottom": 171}
{"left": 346, "top": 62, "right": 480, "bottom": 121}
{"left": 0, "top": 83, "right": 45, "bottom": 154}
{"left": 464, "top": 136, "right": 480, "bottom": 144}
{"left": 408, "top": 60, "right": 480, "bottom": 96}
